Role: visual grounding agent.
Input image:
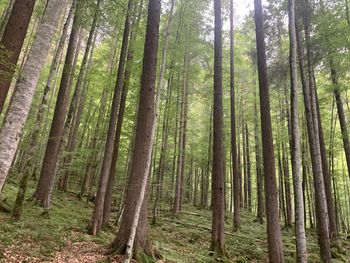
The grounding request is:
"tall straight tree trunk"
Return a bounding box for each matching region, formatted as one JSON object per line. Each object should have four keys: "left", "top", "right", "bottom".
{"left": 245, "top": 124, "right": 252, "bottom": 211}
{"left": 254, "top": 78, "right": 264, "bottom": 224}
{"left": 58, "top": 0, "right": 102, "bottom": 191}
{"left": 34, "top": 0, "right": 82, "bottom": 208}
{"left": 288, "top": 0, "right": 307, "bottom": 260}
{"left": 315, "top": 87, "right": 338, "bottom": 240}
{"left": 88, "top": 0, "right": 133, "bottom": 235}
{"left": 0, "top": 0, "right": 36, "bottom": 115}
{"left": 107, "top": 0, "right": 161, "bottom": 259}
{"left": 80, "top": 36, "right": 118, "bottom": 198}
{"left": 253, "top": 0, "right": 284, "bottom": 261}
{"left": 151, "top": 0, "right": 176, "bottom": 223}
{"left": 282, "top": 142, "right": 292, "bottom": 227}
{"left": 331, "top": 65, "right": 350, "bottom": 182}
{"left": 173, "top": 37, "right": 189, "bottom": 215}
{"left": 296, "top": 5, "right": 332, "bottom": 260}
{"left": 102, "top": 0, "right": 144, "bottom": 227}
{"left": 0, "top": 0, "right": 66, "bottom": 192}
{"left": 210, "top": 0, "right": 225, "bottom": 256}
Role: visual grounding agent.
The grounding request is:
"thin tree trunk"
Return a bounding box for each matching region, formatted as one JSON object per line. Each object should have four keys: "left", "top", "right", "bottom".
{"left": 331, "top": 65, "right": 350, "bottom": 182}
{"left": 245, "top": 124, "right": 252, "bottom": 211}
{"left": 102, "top": 0, "right": 144, "bottom": 227}
{"left": 88, "top": 0, "right": 134, "bottom": 235}
{"left": 58, "top": 0, "right": 101, "bottom": 191}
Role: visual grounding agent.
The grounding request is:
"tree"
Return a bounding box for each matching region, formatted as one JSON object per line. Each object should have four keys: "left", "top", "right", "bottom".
{"left": 107, "top": 0, "right": 161, "bottom": 259}
{"left": 230, "top": 0, "right": 240, "bottom": 232}
{"left": 210, "top": 0, "right": 225, "bottom": 256}
{"left": 0, "top": 0, "right": 36, "bottom": 115}
{"left": 11, "top": 0, "right": 77, "bottom": 220}
{"left": 88, "top": 0, "right": 133, "bottom": 235}
{"left": 288, "top": 0, "right": 307, "bottom": 260}
{"left": 253, "top": 0, "right": 284, "bottom": 261}
{"left": 34, "top": 0, "right": 82, "bottom": 208}
{"left": 0, "top": 0, "right": 67, "bottom": 192}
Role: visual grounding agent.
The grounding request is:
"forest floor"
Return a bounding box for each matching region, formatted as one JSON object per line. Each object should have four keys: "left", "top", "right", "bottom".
{"left": 0, "top": 181, "right": 350, "bottom": 263}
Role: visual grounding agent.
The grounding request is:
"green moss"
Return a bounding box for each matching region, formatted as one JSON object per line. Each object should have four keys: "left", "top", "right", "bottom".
{"left": 0, "top": 183, "right": 349, "bottom": 262}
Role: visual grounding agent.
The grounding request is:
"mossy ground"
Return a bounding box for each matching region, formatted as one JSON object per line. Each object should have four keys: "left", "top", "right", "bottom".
{"left": 0, "top": 181, "right": 349, "bottom": 262}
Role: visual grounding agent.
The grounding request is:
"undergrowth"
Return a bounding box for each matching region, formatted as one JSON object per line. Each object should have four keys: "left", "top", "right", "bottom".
{"left": 0, "top": 181, "right": 349, "bottom": 262}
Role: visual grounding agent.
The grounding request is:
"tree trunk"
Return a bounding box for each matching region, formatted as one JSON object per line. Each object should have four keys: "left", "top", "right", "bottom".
{"left": 34, "top": 0, "right": 82, "bottom": 208}
{"left": 296, "top": 5, "right": 332, "bottom": 260}
{"left": 254, "top": 77, "right": 264, "bottom": 224}
{"left": 0, "top": 0, "right": 66, "bottom": 192}
{"left": 288, "top": 0, "right": 307, "bottom": 259}
{"left": 88, "top": 0, "right": 134, "bottom": 235}
{"left": 315, "top": 87, "right": 338, "bottom": 240}
{"left": 10, "top": 1, "right": 75, "bottom": 219}
{"left": 0, "top": 0, "right": 15, "bottom": 38}
{"left": 107, "top": 0, "right": 161, "bottom": 259}
{"left": 331, "top": 65, "right": 350, "bottom": 182}
{"left": 173, "top": 35, "right": 189, "bottom": 215}
{"left": 58, "top": 0, "right": 101, "bottom": 191}
{"left": 229, "top": 0, "right": 239, "bottom": 231}
{"left": 0, "top": 0, "right": 36, "bottom": 115}
{"left": 102, "top": 0, "right": 144, "bottom": 227}
{"left": 253, "top": 0, "right": 284, "bottom": 261}
{"left": 245, "top": 124, "right": 252, "bottom": 211}
{"left": 210, "top": 0, "right": 225, "bottom": 256}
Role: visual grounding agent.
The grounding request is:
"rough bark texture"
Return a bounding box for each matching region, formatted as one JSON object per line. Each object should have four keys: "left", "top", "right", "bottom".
{"left": 210, "top": 0, "right": 225, "bottom": 256}
{"left": 288, "top": 0, "right": 307, "bottom": 260}
{"left": 108, "top": 0, "right": 161, "bottom": 259}
{"left": 253, "top": 0, "right": 284, "bottom": 261}
{"left": 0, "top": 0, "right": 36, "bottom": 115}
{"left": 34, "top": 0, "right": 82, "bottom": 208}
{"left": 0, "top": 0, "right": 66, "bottom": 192}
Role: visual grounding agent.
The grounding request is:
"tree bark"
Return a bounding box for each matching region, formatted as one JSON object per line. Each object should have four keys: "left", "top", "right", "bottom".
{"left": 34, "top": 0, "right": 82, "bottom": 208}
{"left": 0, "top": 0, "right": 36, "bottom": 115}
{"left": 296, "top": 4, "right": 332, "bottom": 259}
{"left": 253, "top": 0, "right": 284, "bottom": 261}
{"left": 107, "top": 0, "right": 161, "bottom": 259}
{"left": 288, "top": 0, "right": 307, "bottom": 260}
{"left": 210, "top": 0, "right": 225, "bottom": 256}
